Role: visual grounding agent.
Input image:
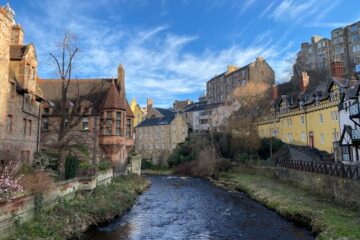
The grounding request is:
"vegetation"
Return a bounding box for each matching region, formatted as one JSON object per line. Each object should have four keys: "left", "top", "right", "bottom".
{"left": 217, "top": 166, "right": 360, "bottom": 240}
{"left": 10, "top": 175, "right": 149, "bottom": 240}
{"left": 65, "top": 155, "right": 79, "bottom": 180}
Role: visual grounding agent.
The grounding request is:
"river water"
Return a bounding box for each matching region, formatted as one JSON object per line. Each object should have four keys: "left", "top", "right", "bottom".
{"left": 81, "top": 175, "right": 314, "bottom": 240}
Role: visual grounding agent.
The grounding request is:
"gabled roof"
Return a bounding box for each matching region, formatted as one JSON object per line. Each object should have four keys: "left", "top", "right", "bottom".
{"left": 154, "top": 108, "right": 176, "bottom": 117}
{"left": 136, "top": 116, "right": 175, "bottom": 127}
{"left": 38, "top": 78, "right": 133, "bottom": 116}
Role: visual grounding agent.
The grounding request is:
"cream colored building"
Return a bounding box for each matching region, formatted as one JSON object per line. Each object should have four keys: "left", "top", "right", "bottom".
{"left": 135, "top": 113, "right": 188, "bottom": 165}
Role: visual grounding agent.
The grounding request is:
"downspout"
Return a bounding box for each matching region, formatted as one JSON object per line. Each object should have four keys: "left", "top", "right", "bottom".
{"left": 36, "top": 102, "right": 41, "bottom": 151}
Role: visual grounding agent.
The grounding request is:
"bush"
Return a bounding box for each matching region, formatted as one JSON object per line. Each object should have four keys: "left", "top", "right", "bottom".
{"left": 236, "top": 153, "right": 249, "bottom": 163}
{"left": 258, "top": 137, "right": 283, "bottom": 160}
{"left": 65, "top": 156, "right": 79, "bottom": 180}
{"left": 97, "top": 161, "right": 112, "bottom": 171}
{"left": 78, "top": 161, "right": 92, "bottom": 170}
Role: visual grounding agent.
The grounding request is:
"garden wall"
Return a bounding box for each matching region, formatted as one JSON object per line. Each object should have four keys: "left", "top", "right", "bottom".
{"left": 0, "top": 169, "right": 113, "bottom": 239}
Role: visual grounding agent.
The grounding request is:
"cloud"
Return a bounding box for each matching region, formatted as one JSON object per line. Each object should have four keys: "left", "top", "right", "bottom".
{"left": 15, "top": 0, "right": 295, "bottom": 107}
{"left": 240, "top": 0, "right": 257, "bottom": 14}
{"left": 269, "top": 0, "right": 343, "bottom": 24}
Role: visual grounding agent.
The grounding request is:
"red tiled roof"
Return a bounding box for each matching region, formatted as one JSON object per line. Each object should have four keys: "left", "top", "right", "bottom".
{"left": 100, "top": 82, "right": 126, "bottom": 110}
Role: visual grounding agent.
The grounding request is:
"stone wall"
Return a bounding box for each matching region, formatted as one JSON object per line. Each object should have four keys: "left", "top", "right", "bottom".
{"left": 275, "top": 167, "right": 360, "bottom": 206}
{"left": 127, "top": 154, "right": 142, "bottom": 175}
{"left": 0, "top": 170, "right": 113, "bottom": 239}
{"left": 235, "top": 165, "right": 360, "bottom": 206}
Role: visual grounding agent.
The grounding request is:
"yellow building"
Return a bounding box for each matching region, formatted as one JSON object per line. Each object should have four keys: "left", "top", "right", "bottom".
{"left": 130, "top": 98, "right": 145, "bottom": 127}
{"left": 257, "top": 79, "right": 342, "bottom": 153}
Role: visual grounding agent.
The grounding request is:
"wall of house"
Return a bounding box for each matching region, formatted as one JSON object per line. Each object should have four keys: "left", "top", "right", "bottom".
{"left": 0, "top": 170, "right": 114, "bottom": 240}
{"left": 0, "top": 7, "right": 12, "bottom": 144}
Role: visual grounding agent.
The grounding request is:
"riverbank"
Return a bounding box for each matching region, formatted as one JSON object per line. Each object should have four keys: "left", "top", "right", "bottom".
{"left": 215, "top": 166, "right": 360, "bottom": 240}
{"left": 142, "top": 168, "right": 174, "bottom": 175}
{"left": 8, "top": 175, "right": 150, "bottom": 240}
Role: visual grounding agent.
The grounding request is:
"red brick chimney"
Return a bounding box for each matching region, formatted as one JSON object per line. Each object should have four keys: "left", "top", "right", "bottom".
{"left": 331, "top": 61, "right": 344, "bottom": 78}
{"left": 271, "top": 84, "right": 278, "bottom": 101}
{"left": 300, "top": 71, "right": 309, "bottom": 92}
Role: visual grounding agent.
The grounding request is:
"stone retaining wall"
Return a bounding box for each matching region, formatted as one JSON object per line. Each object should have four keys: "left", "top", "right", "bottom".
{"left": 234, "top": 165, "right": 360, "bottom": 206}
{"left": 0, "top": 169, "right": 113, "bottom": 239}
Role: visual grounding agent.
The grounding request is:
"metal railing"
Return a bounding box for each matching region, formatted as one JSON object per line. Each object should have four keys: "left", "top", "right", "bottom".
{"left": 276, "top": 159, "right": 360, "bottom": 181}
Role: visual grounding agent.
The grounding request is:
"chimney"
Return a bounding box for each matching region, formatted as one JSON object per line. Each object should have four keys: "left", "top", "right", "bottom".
{"left": 271, "top": 84, "right": 278, "bottom": 101}
{"left": 147, "top": 98, "right": 153, "bottom": 112}
{"left": 117, "top": 64, "right": 125, "bottom": 101}
{"left": 300, "top": 71, "right": 309, "bottom": 92}
{"left": 227, "top": 65, "right": 237, "bottom": 73}
{"left": 331, "top": 61, "right": 344, "bottom": 78}
{"left": 11, "top": 24, "right": 24, "bottom": 45}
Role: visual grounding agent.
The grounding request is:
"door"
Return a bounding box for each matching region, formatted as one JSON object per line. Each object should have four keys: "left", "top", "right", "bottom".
{"left": 309, "top": 131, "right": 314, "bottom": 148}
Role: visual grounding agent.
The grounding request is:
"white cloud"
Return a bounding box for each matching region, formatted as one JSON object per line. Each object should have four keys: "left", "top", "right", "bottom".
{"left": 16, "top": 0, "right": 295, "bottom": 107}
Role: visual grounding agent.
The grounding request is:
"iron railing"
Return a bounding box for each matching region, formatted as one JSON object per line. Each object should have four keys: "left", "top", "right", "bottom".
{"left": 276, "top": 159, "right": 360, "bottom": 181}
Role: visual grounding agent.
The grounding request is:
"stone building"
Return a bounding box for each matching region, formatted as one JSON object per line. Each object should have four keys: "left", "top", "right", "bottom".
{"left": 331, "top": 21, "right": 360, "bottom": 78}
{"left": 293, "top": 36, "right": 332, "bottom": 75}
{"left": 206, "top": 57, "right": 275, "bottom": 104}
{"left": 135, "top": 109, "right": 188, "bottom": 165}
{"left": 38, "top": 65, "right": 134, "bottom": 171}
{"left": 173, "top": 99, "right": 193, "bottom": 111}
{"left": 0, "top": 3, "right": 43, "bottom": 161}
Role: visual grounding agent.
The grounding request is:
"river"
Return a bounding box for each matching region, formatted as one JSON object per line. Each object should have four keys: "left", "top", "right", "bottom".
{"left": 81, "top": 175, "right": 314, "bottom": 240}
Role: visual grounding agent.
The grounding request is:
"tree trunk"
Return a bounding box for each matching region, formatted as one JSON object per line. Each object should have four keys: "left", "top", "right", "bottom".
{"left": 59, "top": 148, "right": 66, "bottom": 180}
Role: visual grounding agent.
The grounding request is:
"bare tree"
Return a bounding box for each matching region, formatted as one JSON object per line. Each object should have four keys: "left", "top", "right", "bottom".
{"left": 45, "top": 33, "right": 90, "bottom": 179}
{"left": 224, "top": 82, "right": 271, "bottom": 153}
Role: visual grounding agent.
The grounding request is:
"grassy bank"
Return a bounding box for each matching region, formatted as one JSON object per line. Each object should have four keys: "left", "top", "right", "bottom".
{"left": 9, "top": 175, "right": 150, "bottom": 240}
{"left": 216, "top": 167, "right": 360, "bottom": 240}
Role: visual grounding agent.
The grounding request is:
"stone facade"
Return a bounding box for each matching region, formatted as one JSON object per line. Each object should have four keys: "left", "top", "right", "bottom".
{"left": 206, "top": 57, "right": 275, "bottom": 104}
{"left": 0, "top": 4, "right": 42, "bottom": 161}
{"left": 135, "top": 113, "right": 188, "bottom": 165}
{"left": 39, "top": 65, "right": 134, "bottom": 171}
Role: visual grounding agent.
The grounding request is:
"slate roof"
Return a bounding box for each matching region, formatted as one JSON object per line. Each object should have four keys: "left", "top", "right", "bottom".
{"left": 154, "top": 108, "right": 176, "bottom": 117}
{"left": 136, "top": 116, "right": 175, "bottom": 127}
{"left": 184, "top": 102, "right": 222, "bottom": 112}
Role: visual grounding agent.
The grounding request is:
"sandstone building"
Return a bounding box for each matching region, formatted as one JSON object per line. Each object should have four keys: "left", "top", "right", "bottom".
{"left": 331, "top": 21, "right": 360, "bottom": 78}
{"left": 293, "top": 36, "right": 332, "bottom": 76}
{"left": 206, "top": 57, "right": 275, "bottom": 104}
{"left": 39, "top": 65, "right": 134, "bottom": 171}
{"left": 135, "top": 103, "right": 188, "bottom": 165}
{"left": 0, "top": 3, "right": 43, "bottom": 161}
{"left": 130, "top": 98, "right": 145, "bottom": 127}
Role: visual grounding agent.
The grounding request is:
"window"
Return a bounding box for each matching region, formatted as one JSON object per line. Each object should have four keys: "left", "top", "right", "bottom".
{"left": 64, "top": 119, "right": 69, "bottom": 128}
{"left": 320, "top": 133, "right": 325, "bottom": 144}
{"left": 105, "top": 111, "right": 113, "bottom": 135}
{"left": 319, "top": 114, "right": 324, "bottom": 124}
{"left": 23, "top": 119, "right": 27, "bottom": 135}
{"left": 301, "top": 132, "right": 306, "bottom": 143}
{"left": 7, "top": 115, "right": 12, "bottom": 133}
{"left": 43, "top": 108, "right": 49, "bottom": 114}
{"left": 43, "top": 117, "right": 49, "bottom": 131}
{"left": 288, "top": 133, "right": 293, "bottom": 143}
{"left": 352, "top": 43, "right": 360, "bottom": 53}
{"left": 287, "top": 118, "right": 292, "bottom": 126}
{"left": 116, "top": 112, "right": 121, "bottom": 135}
{"left": 300, "top": 116, "right": 305, "bottom": 125}
{"left": 126, "top": 118, "right": 132, "bottom": 138}
{"left": 28, "top": 120, "right": 32, "bottom": 136}
{"left": 82, "top": 117, "right": 89, "bottom": 130}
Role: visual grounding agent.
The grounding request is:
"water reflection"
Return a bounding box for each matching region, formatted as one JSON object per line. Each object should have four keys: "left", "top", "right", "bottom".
{"left": 81, "top": 176, "right": 314, "bottom": 240}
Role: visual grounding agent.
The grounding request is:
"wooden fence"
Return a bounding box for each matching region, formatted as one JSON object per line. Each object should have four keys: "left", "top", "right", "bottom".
{"left": 276, "top": 159, "right": 360, "bottom": 181}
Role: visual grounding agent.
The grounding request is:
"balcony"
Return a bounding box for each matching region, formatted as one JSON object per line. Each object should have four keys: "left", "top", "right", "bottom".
{"left": 349, "top": 102, "right": 360, "bottom": 118}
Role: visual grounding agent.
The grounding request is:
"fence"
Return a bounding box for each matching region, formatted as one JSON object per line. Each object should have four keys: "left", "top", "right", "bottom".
{"left": 276, "top": 159, "right": 360, "bottom": 181}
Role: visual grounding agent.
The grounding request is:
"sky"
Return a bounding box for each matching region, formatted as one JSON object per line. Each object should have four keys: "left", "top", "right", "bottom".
{"left": 3, "top": 0, "right": 360, "bottom": 108}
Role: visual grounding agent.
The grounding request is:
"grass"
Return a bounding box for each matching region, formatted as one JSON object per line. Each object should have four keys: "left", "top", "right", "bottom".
{"left": 216, "top": 166, "right": 360, "bottom": 240}
{"left": 9, "top": 175, "right": 150, "bottom": 240}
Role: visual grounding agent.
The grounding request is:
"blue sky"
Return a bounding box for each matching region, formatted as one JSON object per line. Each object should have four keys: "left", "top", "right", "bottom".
{"left": 3, "top": 0, "right": 360, "bottom": 108}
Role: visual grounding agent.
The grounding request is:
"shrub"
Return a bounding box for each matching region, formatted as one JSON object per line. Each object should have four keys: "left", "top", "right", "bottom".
{"left": 141, "top": 159, "right": 153, "bottom": 169}
{"left": 65, "top": 156, "right": 79, "bottom": 180}
{"left": 97, "top": 160, "right": 112, "bottom": 171}
{"left": 258, "top": 137, "right": 283, "bottom": 160}
{"left": 236, "top": 153, "right": 249, "bottom": 163}
{"left": 78, "top": 161, "right": 92, "bottom": 170}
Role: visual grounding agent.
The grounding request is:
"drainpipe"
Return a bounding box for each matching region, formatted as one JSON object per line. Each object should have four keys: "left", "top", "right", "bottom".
{"left": 36, "top": 102, "right": 41, "bottom": 151}
{"left": 92, "top": 116, "right": 98, "bottom": 165}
